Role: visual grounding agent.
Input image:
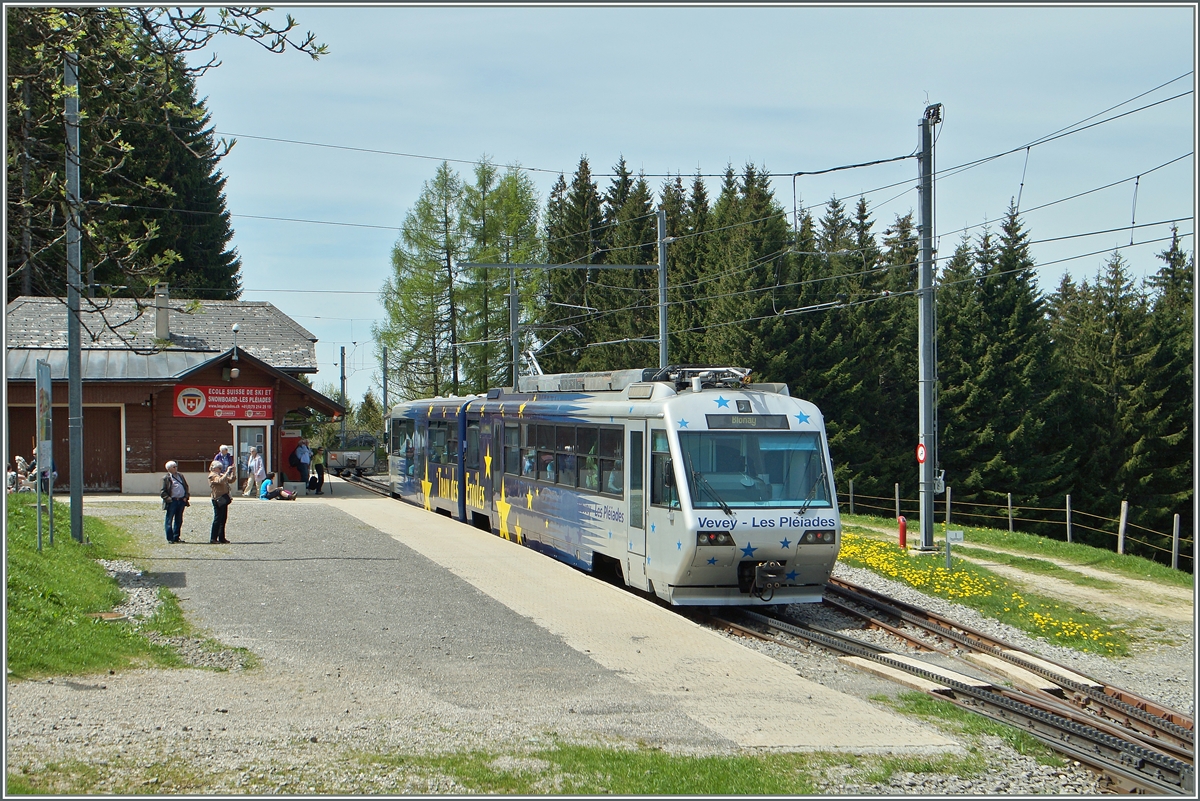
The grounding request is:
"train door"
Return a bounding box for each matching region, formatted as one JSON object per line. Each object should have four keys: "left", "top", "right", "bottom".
{"left": 625, "top": 422, "right": 651, "bottom": 591}
{"left": 462, "top": 413, "right": 488, "bottom": 526}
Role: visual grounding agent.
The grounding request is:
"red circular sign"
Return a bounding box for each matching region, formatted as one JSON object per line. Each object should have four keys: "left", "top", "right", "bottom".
{"left": 916, "top": 443, "right": 927, "bottom": 464}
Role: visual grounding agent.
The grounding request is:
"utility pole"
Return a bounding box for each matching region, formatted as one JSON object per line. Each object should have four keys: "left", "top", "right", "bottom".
{"left": 65, "top": 52, "right": 84, "bottom": 543}
{"left": 339, "top": 346, "right": 347, "bottom": 446}
{"left": 658, "top": 207, "right": 669, "bottom": 368}
{"left": 381, "top": 346, "right": 388, "bottom": 413}
{"left": 917, "top": 102, "right": 942, "bottom": 551}
{"left": 509, "top": 268, "right": 520, "bottom": 388}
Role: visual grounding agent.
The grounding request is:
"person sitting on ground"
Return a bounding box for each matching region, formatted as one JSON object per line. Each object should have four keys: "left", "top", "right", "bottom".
{"left": 259, "top": 472, "right": 295, "bottom": 500}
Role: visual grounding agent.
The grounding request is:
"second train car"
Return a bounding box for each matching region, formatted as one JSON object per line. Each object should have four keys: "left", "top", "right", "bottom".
{"left": 387, "top": 365, "right": 840, "bottom": 606}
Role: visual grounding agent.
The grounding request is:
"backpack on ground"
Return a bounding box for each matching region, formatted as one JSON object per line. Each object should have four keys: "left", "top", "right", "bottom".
{"left": 306, "top": 474, "right": 319, "bottom": 492}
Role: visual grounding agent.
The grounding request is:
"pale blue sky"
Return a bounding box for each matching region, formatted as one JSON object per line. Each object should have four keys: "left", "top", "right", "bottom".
{"left": 188, "top": 4, "right": 1196, "bottom": 404}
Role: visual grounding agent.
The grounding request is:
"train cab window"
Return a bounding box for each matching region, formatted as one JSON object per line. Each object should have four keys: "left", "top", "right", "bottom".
{"left": 576, "top": 427, "right": 599, "bottom": 491}
{"left": 391, "top": 419, "right": 414, "bottom": 457}
{"left": 599, "top": 427, "right": 624, "bottom": 496}
{"left": 465, "top": 421, "right": 481, "bottom": 471}
{"left": 520, "top": 424, "right": 537, "bottom": 477}
{"left": 650, "top": 428, "right": 680, "bottom": 509}
{"left": 503, "top": 424, "right": 520, "bottom": 475}
{"left": 556, "top": 426, "right": 577, "bottom": 487}
{"left": 537, "top": 424, "right": 556, "bottom": 482}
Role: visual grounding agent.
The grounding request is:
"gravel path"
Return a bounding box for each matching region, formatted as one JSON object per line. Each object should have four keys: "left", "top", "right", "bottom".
{"left": 5, "top": 494, "right": 1194, "bottom": 794}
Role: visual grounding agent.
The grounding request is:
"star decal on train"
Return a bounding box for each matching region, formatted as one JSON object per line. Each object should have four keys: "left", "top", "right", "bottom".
{"left": 421, "top": 463, "right": 432, "bottom": 511}
{"left": 526, "top": 490, "right": 533, "bottom": 509}
{"left": 786, "top": 570, "right": 798, "bottom": 582}
{"left": 496, "top": 483, "right": 512, "bottom": 540}
{"left": 678, "top": 419, "right": 689, "bottom": 428}
{"left": 780, "top": 538, "right": 792, "bottom": 549}
{"left": 518, "top": 402, "right": 527, "bottom": 417}
{"left": 715, "top": 396, "right": 730, "bottom": 408}
{"left": 676, "top": 540, "right": 682, "bottom": 550}
{"left": 484, "top": 446, "right": 492, "bottom": 478}
{"left": 794, "top": 411, "right": 810, "bottom": 425}
{"left": 740, "top": 543, "right": 757, "bottom": 558}
{"left": 707, "top": 557, "right": 718, "bottom": 565}
{"left": 513, "top": 521, "right": 523, "bottom": 545}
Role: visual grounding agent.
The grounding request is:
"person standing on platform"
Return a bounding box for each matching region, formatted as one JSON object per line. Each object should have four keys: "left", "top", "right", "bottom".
{"left": 213, "top": 444, "right": 234, "bottom": 472}
{"left": 295, "top": 439, "right": 313, "bottom": 485}
{"left": 243, "top": 446, "right": 265, "bottom": 496}
{"left": 312, "top": 446, "right": 326, "bottom": 494}
{"left": 208, "top": 459, "right": 235, "bottom": 543}
{"left": 160, "top": 461, "right": 190, "bottom": 543}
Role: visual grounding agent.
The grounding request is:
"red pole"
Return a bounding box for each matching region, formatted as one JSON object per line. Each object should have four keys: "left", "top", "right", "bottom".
{"left": 898, "top": 516, "right": 907, "bottom": 550}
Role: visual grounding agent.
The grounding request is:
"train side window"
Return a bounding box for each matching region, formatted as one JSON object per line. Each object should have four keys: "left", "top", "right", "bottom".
{"left": 650, "top": 428, "right": 679, "bottom": 509}
{"left": 465, "top": 422, "right": 481, "bottom": 470}
{"left": 556, "top": 425, "right": 576, "bottom": 487}
{"left": 428, "top": 421, "right": 449, "bottom": 465}
{"left": 392, "top": 419, "right": 414, "bottom": 457}
{"left": 577, "top": 427, "right": 599, "bottom": 491}
{"left": 521, "top": 424, "right": 537, "bottom": 477}
{"left": 536, "top": 423, "right": 555, "bottom": 482}
{"left": 503, "top": 424, "right": 520, "bottom": 475}
{"left": 599, "top": 427, "right": 623, "bottom": 496}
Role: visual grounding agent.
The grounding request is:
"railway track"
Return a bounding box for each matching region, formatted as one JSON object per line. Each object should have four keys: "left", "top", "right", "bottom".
{"left": 338, "top": 472, "right": 1193, "bottom": 793}
{"left": 709, "top": 603, "right": 1194, "bottom": 795}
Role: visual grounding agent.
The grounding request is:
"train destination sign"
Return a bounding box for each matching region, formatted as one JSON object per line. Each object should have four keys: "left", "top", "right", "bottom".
{"left": 173, "top": 385, "right": 274, "bottom": 419}
{"left": 705, "top": 414, "right": 789, "bottom": 429}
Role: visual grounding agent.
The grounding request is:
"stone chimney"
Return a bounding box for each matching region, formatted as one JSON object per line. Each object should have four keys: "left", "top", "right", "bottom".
{"left": 155, "top": 282, "right": 169, "bottom": 341}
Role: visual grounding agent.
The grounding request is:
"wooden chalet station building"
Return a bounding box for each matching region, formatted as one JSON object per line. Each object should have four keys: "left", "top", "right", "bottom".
{"left": 5, "top": 285, "right": 343, "bottom": 493}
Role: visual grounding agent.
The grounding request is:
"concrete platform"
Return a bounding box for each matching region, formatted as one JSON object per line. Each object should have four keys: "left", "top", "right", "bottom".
{"left": 324, "top": 483, "right": 955, "bottom": 753}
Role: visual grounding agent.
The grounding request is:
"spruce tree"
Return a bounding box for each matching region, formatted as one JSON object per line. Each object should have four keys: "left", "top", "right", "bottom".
{"left": 541, "top": 157, "right": 603, "bottom": 373}
{"left": 1142, "top": 228, "right": 1194, "bottom": 544}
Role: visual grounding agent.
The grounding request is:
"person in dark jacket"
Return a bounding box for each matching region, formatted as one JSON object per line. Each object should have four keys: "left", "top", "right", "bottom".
{"left": 160, "top": 461, "right": 190, "bottom": 543}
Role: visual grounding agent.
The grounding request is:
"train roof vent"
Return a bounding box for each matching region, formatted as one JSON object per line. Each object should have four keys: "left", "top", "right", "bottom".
{"left": 517, "top": 368, "right": 647, "bottom": 393}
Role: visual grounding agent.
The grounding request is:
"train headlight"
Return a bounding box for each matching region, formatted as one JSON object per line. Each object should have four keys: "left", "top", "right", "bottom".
{"left": 697, "top": 531, "right": 735, "bottom": 546}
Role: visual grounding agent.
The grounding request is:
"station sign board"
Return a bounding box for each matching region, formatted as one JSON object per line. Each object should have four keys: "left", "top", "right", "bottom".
{"left": 173, "top": 385, "right": 274, "bottom": 419}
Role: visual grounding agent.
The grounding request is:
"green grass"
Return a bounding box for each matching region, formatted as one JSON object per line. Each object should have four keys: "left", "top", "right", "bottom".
{"left": 358, "top": 741, "right": 1001, "bottom": 795}
{"left": 6, "top": 495, "right": 187, "bottom": 678}
{"left": 873, "top": 692, "right": 1064, "bottom": 766}
{"left": 840, "top": 511, "right": 1193, "bottom": 589}
{"left": 950, "top": 546, "right": 1120, "bottom": 589}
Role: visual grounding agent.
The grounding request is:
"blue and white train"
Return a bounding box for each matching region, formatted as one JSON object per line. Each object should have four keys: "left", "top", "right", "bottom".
{"left": 387, "top": 366, "right": 840, "bottom": 606}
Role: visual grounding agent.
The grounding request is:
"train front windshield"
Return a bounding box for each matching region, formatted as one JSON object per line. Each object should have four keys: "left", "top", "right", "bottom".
{"left": 678, "top": 431, "right": 831, "bottom": 509}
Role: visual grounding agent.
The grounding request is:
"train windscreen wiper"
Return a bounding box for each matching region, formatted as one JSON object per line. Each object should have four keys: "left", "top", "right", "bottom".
{"left": 797, "top": 453, "right": 827, "bottom": 517}
{"left": 683, "top": 450, "right": 734, "bottom": 517}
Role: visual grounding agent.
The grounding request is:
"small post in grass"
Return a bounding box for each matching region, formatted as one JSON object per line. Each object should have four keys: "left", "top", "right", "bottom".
{"left": 895, "top": 483, "right": 900, "bottom": 519}
{"left": 1007, "top": 493, "right": 1013, "bottom": 533}
{"left": 1117, "top": 500, "right": 1128, "bottom": 555}
{"left": 1171, "top": 514, "right": 1181, "bottom": 570}
{"left": 946, "top": 529, "right": 963, "bottom": 570}
{"left": 849, "top": 478, "right": 854, "bottom": 515}
{"left": 945, "top": 485, "right": 951, "bottom": 525}
{"left": 1066, "top": 494, "right": 1073, "bottom": 543}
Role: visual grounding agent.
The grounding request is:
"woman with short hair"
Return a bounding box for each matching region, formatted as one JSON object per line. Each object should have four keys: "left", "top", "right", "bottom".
{"left": 208, "top": 459, "right": 235, "bottom": 543}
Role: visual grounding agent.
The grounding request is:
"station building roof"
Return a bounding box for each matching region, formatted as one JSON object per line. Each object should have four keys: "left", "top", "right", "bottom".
{"left": 5, "top": 295, "right": 319, "bottom": 381}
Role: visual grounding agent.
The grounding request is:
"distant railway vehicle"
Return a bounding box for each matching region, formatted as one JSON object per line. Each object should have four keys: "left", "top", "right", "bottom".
{"left": 328, "top": 432, "right": 380, "bottom": 476}
{"left": 387, "top": 366, "right": 840, "bottom": 606}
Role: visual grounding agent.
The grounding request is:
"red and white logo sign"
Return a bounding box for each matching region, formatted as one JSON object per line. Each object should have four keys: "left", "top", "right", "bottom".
{"left": 173, "top": 385, "right": 273, "bottom": 419}
{"left": 177, "top": 387, "right": 207, "bottom": 416}
{"left": 916, "top": 443, "right": 927, "bottom": 464}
